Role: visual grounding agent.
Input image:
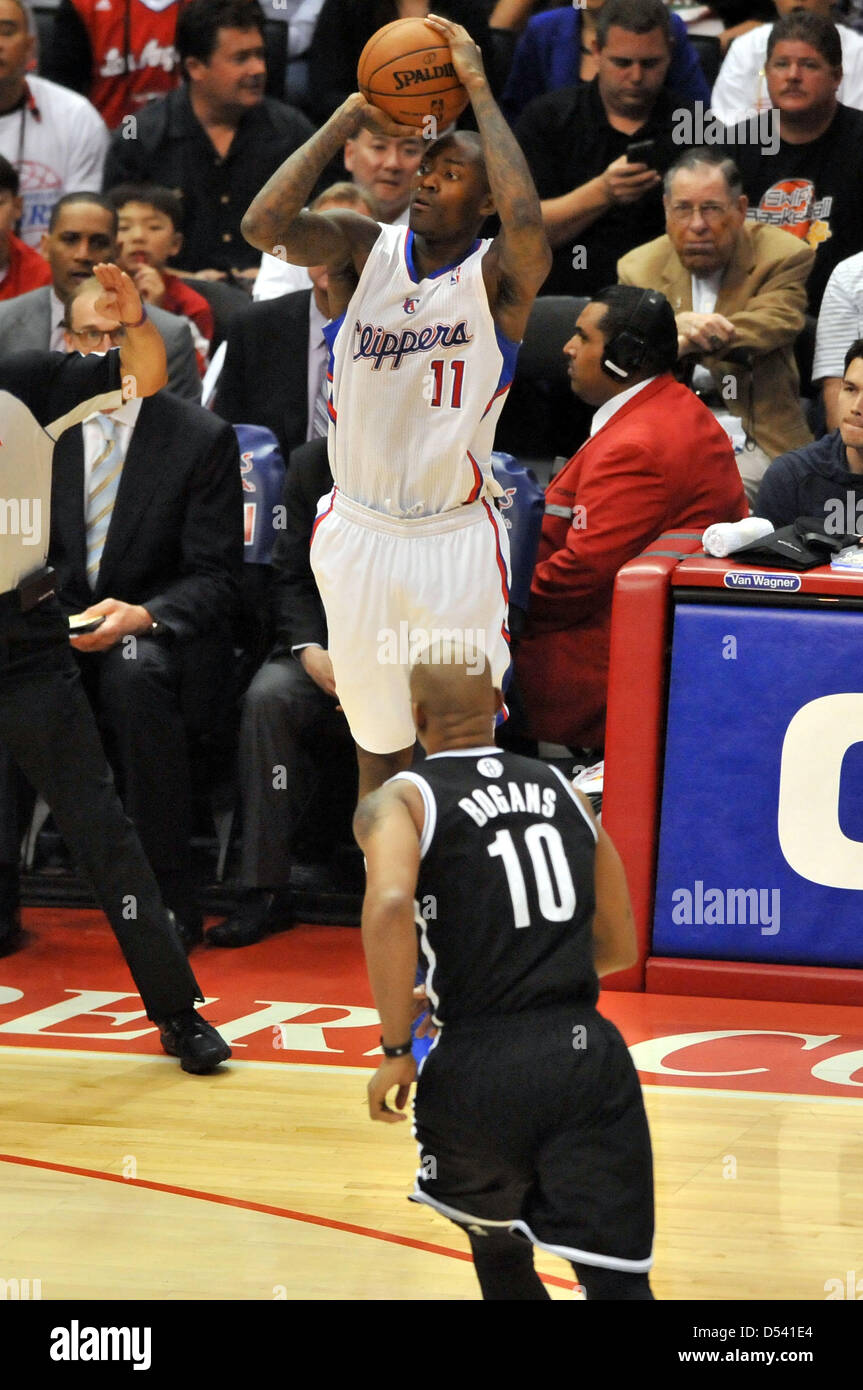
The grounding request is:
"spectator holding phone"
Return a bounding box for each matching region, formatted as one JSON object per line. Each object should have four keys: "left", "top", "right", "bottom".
{"left": 515, "top": 0, "right": 696, "bottom": 297}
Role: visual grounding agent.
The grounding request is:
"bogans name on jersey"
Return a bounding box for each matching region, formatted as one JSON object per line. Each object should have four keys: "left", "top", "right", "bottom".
{"left": 458, "top": 782, "right": 557, "bottom": 828}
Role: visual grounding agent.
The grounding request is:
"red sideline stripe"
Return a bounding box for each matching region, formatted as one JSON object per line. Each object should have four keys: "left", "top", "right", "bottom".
{"left": 310, "top": 487, "right": 337, "bottom": 544}
{"left": 0, "top": 1152, "right": 574, "bottom": 1290}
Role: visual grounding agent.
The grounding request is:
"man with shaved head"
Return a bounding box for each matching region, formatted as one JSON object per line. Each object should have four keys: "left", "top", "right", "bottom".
{"left": 353, "top": 645, "right": 656, "bottom": 1301}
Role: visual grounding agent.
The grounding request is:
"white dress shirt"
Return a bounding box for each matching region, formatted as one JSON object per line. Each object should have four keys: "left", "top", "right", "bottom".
{"left": 590, "top": 376, "right": 657, "bottom": 435}
{"left": 690, "top": 270, "right": 746, "bottom": 452}
{"left": 81, "top": 395, "right": 143, "bottom": 497}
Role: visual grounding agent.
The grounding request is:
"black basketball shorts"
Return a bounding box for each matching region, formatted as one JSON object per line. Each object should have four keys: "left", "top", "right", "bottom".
{"left": 410, "top": 1006, "right": 654, "bottom": 1271}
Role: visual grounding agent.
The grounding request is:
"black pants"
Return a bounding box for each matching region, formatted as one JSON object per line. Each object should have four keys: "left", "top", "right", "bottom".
{"left": 0, "top": 599, "right": 201, "bottom": 1020}
{"left": 238, "top": 654, "right": 356, "bottom": 886}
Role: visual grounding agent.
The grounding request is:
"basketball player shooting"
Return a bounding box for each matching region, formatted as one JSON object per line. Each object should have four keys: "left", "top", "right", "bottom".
{"left": 242, "top": 16, "right": 551, "bottom": 799}
{"left": 353, "top": 648, "right": 655, "bottom": 1300}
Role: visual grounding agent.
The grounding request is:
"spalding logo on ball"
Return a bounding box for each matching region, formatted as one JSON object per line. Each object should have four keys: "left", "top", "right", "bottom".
{"left": 357, "top": 18, "right": 469, "bottom": 129}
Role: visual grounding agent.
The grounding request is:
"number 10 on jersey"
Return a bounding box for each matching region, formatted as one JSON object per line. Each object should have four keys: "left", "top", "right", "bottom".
{"left": 488, "top": 825, "right": 577, "bottom": 928}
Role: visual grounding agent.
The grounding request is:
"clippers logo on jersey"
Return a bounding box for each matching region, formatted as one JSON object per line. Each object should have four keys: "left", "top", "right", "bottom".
{"left": 403, "top": 298, "right": 419, "bottom": 315}
{"left": 352, "top": 318, "right": 473, "bottom": 371}
{"left": 750, "top": 178, "right": 833, "bottom": 249}
{"left": 477, "top": 756, "right": 504, "bottom": 778}
{"left": 99, "top": 39, "right": 178, "bottom": 78}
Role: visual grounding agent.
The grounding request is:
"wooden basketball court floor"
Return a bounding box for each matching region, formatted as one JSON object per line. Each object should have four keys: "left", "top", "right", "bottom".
{"left": 1, "top": 910, "right": 862, "bottom": 1302}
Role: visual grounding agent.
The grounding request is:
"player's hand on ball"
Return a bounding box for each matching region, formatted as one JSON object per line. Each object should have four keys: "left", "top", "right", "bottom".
{"left": 350, "top": 92, "right": 421, "bottom": 140}
{"left": 424, "top": 15, "right": 486, "bottom": 89}
{"left": 368, "top": 1055, "right": 416, "bottom": 1123}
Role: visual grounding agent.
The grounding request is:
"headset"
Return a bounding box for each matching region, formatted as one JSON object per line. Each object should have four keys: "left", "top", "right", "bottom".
{"left": 600, "top": 288, "right": 669, "bottom": 382}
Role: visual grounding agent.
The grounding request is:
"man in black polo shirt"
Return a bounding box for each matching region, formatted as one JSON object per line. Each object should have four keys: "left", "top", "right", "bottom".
{"left": 732, "top": 11, "right": 863, "bottom": 314}
{"left": 0, "top": 262, "right": 231, "bottom": 1073}
{"left": 514, "top": 0, "right": 695, "bottom": 298}
{"left": 756, "top": 337, "right": 863, "bottom": 529}
{"left": 103, "top": 0, "right": 314, "bottom": 282}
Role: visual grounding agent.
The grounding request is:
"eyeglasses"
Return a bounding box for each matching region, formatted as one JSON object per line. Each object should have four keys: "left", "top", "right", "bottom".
{"left": 667, "top": 203, "right": 734, "bottom": 225}
{"left": 66, "top": 326, "right": 127, "bottom": 345}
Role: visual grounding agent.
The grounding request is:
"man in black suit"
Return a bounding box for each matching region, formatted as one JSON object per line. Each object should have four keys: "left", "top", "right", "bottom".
{"left": 0, "top": 261, "right": 229, "bottom": 1071}
{"left": 208, "top": 437, "right": 357, "bottom": 947}
{"left": 0, "top": 274, "right": 243, "bottom": 948}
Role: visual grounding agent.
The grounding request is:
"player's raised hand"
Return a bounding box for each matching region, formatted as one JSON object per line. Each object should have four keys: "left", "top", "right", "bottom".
{"left": 92, "top": 263, "right": 145, "bottom": 326}
{"left": 424, "top": 15, "right": 486, "bottom": 90}
{"left": 368, "top": 1055, "right": 416, "bottom": 1123}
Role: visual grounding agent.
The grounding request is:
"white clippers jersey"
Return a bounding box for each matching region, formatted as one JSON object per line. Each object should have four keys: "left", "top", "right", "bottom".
{"left": 324, "top": 223, "right": 519, "bottom": 517}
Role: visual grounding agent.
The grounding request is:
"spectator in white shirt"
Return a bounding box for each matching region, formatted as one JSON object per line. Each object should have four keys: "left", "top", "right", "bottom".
{"left": 813, "top": 249, "right": 863, "bottom": 426}
{"left": 711, "top": 0, "right": 863, "bottom": 125}
{"left": 0, "top": 0, "right": 108, "bottom": 247}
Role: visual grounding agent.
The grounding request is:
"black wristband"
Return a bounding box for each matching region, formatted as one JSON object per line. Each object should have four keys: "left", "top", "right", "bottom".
{"left": 381, "top": 1037, "right": 413, "bottom": 1058}
{"left": 122, "top": 304, "right": 148, "bottom": 328}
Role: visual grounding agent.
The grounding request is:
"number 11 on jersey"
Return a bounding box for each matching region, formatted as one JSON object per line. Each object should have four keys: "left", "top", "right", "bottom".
{"left": 427, "top": 358, "right": 465, "bottom": 408}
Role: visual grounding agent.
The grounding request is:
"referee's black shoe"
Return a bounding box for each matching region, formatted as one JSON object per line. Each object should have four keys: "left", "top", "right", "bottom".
{"left": 158, "top": 1009, "right": 232, "bottom": 1074}
{"left": 207, "top": 889, "right": 294, "bottom": 948}
{"left": 0, "top": 909, "right": 21, "bottom": 956}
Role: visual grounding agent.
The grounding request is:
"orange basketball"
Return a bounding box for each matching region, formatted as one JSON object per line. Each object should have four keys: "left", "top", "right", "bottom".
{"left": 357, "top": 18, "right": 469, "bottom": 130}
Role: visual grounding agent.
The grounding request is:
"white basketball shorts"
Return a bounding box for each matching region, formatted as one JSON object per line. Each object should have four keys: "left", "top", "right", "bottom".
{"left": 310, "top": 489, "right": 512, "bottom": 754}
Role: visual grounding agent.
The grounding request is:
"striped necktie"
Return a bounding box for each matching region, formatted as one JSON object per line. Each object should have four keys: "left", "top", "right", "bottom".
{"left": 86, "top": 413, "right": 123, "bottom": 589}
{"left": 312, "top": 337, "right": 330, "bottom": 439}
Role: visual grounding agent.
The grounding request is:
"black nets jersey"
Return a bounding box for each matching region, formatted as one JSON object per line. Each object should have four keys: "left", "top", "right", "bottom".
{"left": 396, "top": 747, "right": 600, "bottom": 1026}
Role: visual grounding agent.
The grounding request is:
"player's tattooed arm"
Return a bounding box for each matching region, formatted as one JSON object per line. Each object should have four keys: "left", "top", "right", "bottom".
{"left": 241, "top": 96, "right": 405, "bottom": 277}
{"left": 424, "top": 17, "right": 551, "bottom": 342}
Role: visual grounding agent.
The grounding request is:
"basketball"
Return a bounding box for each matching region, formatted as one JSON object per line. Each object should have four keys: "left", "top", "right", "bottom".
{"left": 357, "top": 18, "right": 469, "bottom": 130}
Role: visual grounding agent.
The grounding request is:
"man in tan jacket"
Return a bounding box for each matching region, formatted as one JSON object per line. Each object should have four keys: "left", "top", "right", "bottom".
{"left": 618, "top": 147, "right": 814, "bottom": 502}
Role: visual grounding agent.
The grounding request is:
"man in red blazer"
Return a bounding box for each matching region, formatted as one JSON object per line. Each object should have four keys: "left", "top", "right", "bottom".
{"left": 515, "top": 285, "right": 748, "bottom": 752}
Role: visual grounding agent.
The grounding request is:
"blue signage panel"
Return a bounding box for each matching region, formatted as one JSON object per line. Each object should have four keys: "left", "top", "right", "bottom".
{"left": 653, "top": 603, "right": 863, "bottom": 966}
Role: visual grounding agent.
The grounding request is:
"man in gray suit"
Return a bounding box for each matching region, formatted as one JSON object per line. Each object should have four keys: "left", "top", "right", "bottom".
{"left": 0, "top": 193, "right": 201, "bottom": 401}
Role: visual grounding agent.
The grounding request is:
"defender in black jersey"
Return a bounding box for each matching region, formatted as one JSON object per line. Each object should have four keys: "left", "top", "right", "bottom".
{"left": 355, "top": 648, "right": 655, "bottom": 1301}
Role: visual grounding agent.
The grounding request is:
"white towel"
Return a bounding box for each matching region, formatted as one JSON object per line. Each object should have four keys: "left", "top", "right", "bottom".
{"left": 702, "top": 517, "right": 775, "bottom": 558}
